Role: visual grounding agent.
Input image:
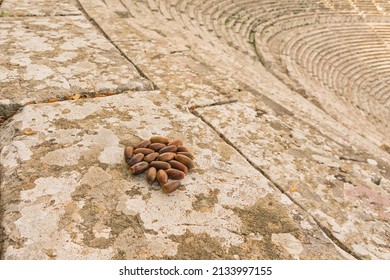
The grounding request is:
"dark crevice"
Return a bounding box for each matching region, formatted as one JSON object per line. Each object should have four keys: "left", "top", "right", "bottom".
{"left": 0, "top": 104, "right": 21, "bottom": 128}
{"left": 192, "top": 109, "right": 361, "bottom": 260}
{"left": 0, "top": 87, "right": 151, "bottom": 126}
{"left": 190, "top": 99, "right": 238, "bottom": 110}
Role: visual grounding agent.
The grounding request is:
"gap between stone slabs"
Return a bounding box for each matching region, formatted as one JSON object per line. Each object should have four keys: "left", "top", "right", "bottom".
{"left": 0, "top": 92, "right": 352, "bottom": 260}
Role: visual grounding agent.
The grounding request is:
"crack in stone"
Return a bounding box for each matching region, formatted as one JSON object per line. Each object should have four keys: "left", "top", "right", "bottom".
{"left": 192, "top": 109, "right": 361, "bottom": 260}
{"left": 190, "top": 99, "right": 238, "bottom": 110}
{"left": 75, "top": 0, "right": 157, "bottom": 90}
{"left": 0, "top": 87, "right": 151, "bottom": 127}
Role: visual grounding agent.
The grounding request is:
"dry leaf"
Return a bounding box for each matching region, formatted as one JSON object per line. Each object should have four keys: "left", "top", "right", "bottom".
{"left": 47, "top": 98, "right": 58, "bottom": 103}
{"left": 22, "top": 182, "right": 36, "bottom": 190}
{"left": 23, "top": 128, "right": 37, "bottom": 135}
{"left": 70, "top": 93, "right": 80, "bottom": 100}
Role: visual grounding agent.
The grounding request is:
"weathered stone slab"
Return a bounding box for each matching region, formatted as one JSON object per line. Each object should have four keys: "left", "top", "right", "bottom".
{"left": 195, "top": 101, "right": 390, "bottom": 259}
{"left": 0, "top": 0, "right": 81, "bottom": 16}
{"left": 0, "top": 93, "right": 351, "bottom": 259}
{"left": 0, "top": 15, "right": 154, "bottom": 114}
{"left": 78, "top": 0, "right": 239, "bottom": 108}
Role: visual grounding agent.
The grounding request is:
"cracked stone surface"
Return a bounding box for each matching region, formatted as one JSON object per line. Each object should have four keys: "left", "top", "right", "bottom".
{"left": 0, "top": 93, "right": 351, "bottom": 259}
{"left": 0, "top": 14, "right": 153, "bottom": 114}
{"left": 195, "top": 101, "right": 390, "bottom": 259}
{"left": 76, "top": 0, "right": 240, "bottom": 109}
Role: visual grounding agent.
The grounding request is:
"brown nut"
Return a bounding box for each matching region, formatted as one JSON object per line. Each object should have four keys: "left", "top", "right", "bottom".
{"left": 126, "top": 153, "right": 144, "bottom": 166}
{"left": 150, "top": 135, "right": 169, "bottom": 144}
{"left": 174, "top": 154, "right": 195, "bottom": 169}
{"left": 146, "top": 167, "right": 157, "bottom": 185}
{"left": 177, "top": 152, "right": 195, "bottom": 159}
{"left": 177, "top": 145, "right": 190, "bottom": 152}
{"left": 150, "top": 161, "right": 171, "bottom": 170}
{"left": 124, "top": 146, "right": 133, "bottom": 159}
{"left": 167, "top": 139, "right": 183, "bottom": 146}
{"left": 159, "top": 145, "right": 178, "bottom": 154}
{"left": 129, "top": 161, "right": 149, "bottom": 175}
{"left": 144, "top": 152, "right": 159, "bottom": 163}
{"left": 148, "top": 143, "right": 166, "bottom": 151}
{"left": 168, "top": 160, "right": 188, "bottom": 174}
{"left": 158, "top": 152, "right": 176, "bottom": 162}
{"left": 134, "top": 139, "right": 151, "bottom": 149}
{"left": 166, "top": 168, "right": 186, "bottom": 180}
{"left": 162, "top": 180, "right": 181, "bottom": 193}
{"left": 157, "top": 169, "right": 168, "bottom": 186}
{"left": 133, "top": 148, "right": 155, "bottom": 155}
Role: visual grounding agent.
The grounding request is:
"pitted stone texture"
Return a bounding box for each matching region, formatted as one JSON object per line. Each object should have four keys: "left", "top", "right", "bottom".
{"left": 196, "top": 101, "right": 390, "bottom": 259}
{"left": 0, "top": 93, "right": 351, "bottom": 260}
{"left": 0, "top": 16, "right": 153, "bottom": 111}
{"left": 0, "top": 0, "right": 81, "bottom": 16}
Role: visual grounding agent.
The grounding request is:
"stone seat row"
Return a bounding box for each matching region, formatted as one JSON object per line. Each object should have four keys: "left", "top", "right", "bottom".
{"left": 252, "top": 15, "right": 390, "bottom": 131}
{"left": 172, "top": 0, "right": 331, "bottom": 57}
{"left": 107, "top": 1, "right": 390, "bottom": 63}
{"left": 100, "top": 0, "right": 390, "bottom": 123}
{"left": 279, "top": 24, "right": 390, "bottom": 105}
{"left": 324, "top": 0, "right": 354, "bottom": 10}
{"left": 352, "top": 0, "right": 389, "bottom": 13}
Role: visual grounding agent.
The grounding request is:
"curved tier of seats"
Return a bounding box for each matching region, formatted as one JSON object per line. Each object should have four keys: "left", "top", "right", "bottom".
{"left": 259, "top": 16, "right": 390, "bottom": 130}
{"left": 102, "top": 0, "right": 390, "bottom": 134}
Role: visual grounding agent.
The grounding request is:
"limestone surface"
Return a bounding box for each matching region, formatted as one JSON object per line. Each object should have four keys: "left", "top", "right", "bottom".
{"left": 0, "top": 93, "right": 350, "bottom": 260}
{"left": 76, "top": 0, "right": 241, "bottom": 109}
{"left": 0, "top": 0, "right": 81, "bottom": 16}
{"left": 196, "top": 101, "right": 390, "bottom": 259}
{"left": 0, "top": 14, "right": 153, "bottom": 114}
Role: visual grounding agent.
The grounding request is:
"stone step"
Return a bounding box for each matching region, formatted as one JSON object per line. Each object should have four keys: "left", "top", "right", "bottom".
{"left": 352, "top": 0, "right": 380, "bottom": 13}
{"left": 157, "top": 0, "right": 174, "bottom": 20}
{"left": 325, "top": 0, "right": 355, "bottom": 11}
{"left": 0, "top": 15, "right": 153, "bottom": 117}
{"left": 0, "top": 92, "right": 351, "bottom": 260}
{"left": 195, "top": 101, "right": 390, "bottom": 260}
{"left": 78, "top": 0, "right": 239, "bottom": 108}
{"left": 256, "top": 16, "right": 390, "bottom": 138}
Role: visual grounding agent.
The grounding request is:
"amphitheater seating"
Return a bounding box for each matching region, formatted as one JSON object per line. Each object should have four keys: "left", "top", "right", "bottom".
{"left": 353, "top": 0, "right": 381, "bottom": 13}
{"left": 101, "top": 0, "right": 390, "bottom": 133}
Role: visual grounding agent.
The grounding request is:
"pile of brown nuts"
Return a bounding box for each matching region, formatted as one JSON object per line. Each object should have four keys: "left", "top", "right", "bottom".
{"left": 124, "top": 135, "right": 195, "bottom": 193}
